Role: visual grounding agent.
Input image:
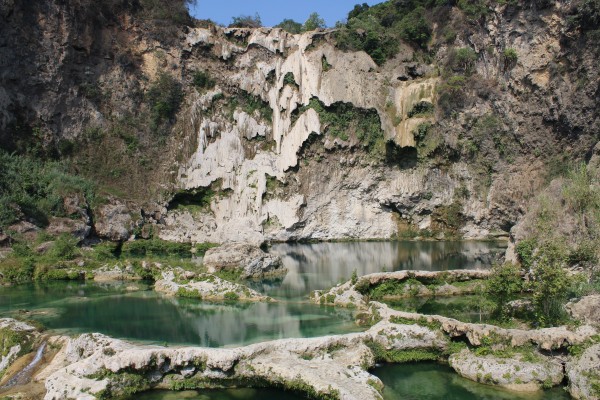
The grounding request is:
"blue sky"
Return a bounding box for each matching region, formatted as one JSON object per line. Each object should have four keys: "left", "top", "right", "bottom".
{"left": 189, "top": 1, "right": 385, "bottom": 27}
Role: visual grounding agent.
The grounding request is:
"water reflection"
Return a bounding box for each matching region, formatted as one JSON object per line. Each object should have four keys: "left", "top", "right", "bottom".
{"left": 260, "top": 241, "right": 506, "bottom": 299}
{"left": 0, "top": 282, "right": 360, "bottom": 347}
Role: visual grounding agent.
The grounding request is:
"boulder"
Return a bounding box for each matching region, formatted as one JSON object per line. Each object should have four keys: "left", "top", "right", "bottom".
{"left": 94, "top": 200, "right": 137, "bottom": 241}
{"left": 567, "top": 344, "right": 600, "bottom": 400}
{"left": 47, "top": 217, "right": 91, "bottom": 241}
{"left": 567, "top": 295, "right": 600, "bottom": 327}
{"left": 203, "top": 243, "right": 286, "bottom": 279}
{"left": 7, "top": 221, "right": 39, "bottom": 241}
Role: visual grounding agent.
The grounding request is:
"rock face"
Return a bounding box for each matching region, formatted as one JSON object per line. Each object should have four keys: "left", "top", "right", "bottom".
{"left": 203, "top": 243, "right": 285, "bottom": 279}
{"left": 94, "top": 200, "right": 137, "bottom": 241}
{"left": 567, "top": 344, "right": 600, "bottom": 400}
{"left": 567, "top": 295, "right": 600, "bottom": 327}
{"left": 449, "top": 349, "right": 563, "bottom": 391}
{"left": 1, "top": 1, "right": 599, "bottom": 246}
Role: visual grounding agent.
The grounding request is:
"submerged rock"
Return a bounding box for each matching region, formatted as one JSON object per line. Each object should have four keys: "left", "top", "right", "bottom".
{"left": 203, "top": 243, "right": 286, "bottom": 279}
{"left": 449, "top": 348, "right": 563, "bottom": 391}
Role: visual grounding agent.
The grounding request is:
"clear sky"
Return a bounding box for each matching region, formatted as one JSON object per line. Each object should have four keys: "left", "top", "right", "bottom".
{"left": 189, "top": 1, "right": 385, "bottom": 28}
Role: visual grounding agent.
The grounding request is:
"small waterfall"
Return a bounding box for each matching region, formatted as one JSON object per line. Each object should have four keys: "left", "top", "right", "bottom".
{"left": 1, "top": 342, "right": 46, "bottom": 389}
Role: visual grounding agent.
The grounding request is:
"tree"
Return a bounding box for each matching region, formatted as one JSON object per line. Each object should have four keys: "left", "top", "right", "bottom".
{"left": 275, "top": 19, "right": 302, "bottom": 34}
{"left": 485, "top": 263, "right": 523, "bottom": 320}
{"left": 229, "top": 13, "right": 262, "bottom": 28}
{"left": 302, "top": 12, "right": 326, "bottom": 32}
{"left": 348, "top": 3, "right": 370, "bottom": 20}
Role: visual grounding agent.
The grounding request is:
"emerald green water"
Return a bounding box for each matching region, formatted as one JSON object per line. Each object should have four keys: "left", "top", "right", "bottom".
{"left": 0, "top": 241, "right": 506, "bottom": 345}
{"left": 132, "top": 362, "right": 570, "bottom": 400}
{"left": 373, "top": 362, "right": 569, "bottom": 400}
{"left": 1, "top": 241, "right": 537, "bottom": 399}
{"left": 0, "top": 281, "right": 360, "bottom": 347}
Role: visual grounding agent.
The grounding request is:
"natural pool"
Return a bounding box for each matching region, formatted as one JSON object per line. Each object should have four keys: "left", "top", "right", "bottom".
{"left": 0, "top": 281, "right": 360, "bottom": 347}
{"left": 0, "top": 241, "right": 506, "bottom": 346}
{"left": 132, "top": 362, "right": 570, "bottom": 400}
{"left": 1, "top": 241, "right": 523, "bottom": 399}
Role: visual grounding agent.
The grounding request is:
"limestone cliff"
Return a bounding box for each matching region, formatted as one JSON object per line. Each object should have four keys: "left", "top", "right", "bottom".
{"left": 0, "top": 0, "right": 598, "bottom": 245}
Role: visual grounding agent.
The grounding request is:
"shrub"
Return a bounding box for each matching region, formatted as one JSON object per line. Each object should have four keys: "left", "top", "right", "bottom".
{"left": 528, "top": 242, "right": 572, "bottom": 327}
{"left": 408, "top": 101, "right": 434, "bottom": 118}
{"left": 275, "top": 19, "right": 302, "bottom": 34}
{"left": 450, "top": 47, "right": 478, "bottom": 74}
{"left": 515, "top": 238, "right": 537, "bottom": 270}
{"left": 503, "top": 48, "right": 518, "bottom": 70}
{"left": 0, "top": 257, "right": 35, "bottom": 284}
{"left": 577, "top": 0, "right": 600, "bottom": 30}
{"left": 395, "top": 7, "right": 431, "bottom": 49}
{"left": 121, "top": 239, "right": 192, "bottom": 258}
{"left": 302, "top": 12, "right": 326, "bottom": 32}
{"left": 49, "top": 234, "right": 80, "bottom": 260}
{"left": 457, "top": 0, "right": 490, "bottom": 19}
{"left": 229, "top": 13, "right": 262, "bottom": 28}
{"left": 146, "top": 72, "right": 184, "bottom": 130}
{"left": 0, "top": 150, "right": 96, "bottom": 228}
{"left": 485, "top": 263, "right": 523, "bottom": 320}
{"left": 192, "top": 70, "right": 215, "bottom": 90}
{"left": 224, "top": 291, "right": 240, "bottom": 301}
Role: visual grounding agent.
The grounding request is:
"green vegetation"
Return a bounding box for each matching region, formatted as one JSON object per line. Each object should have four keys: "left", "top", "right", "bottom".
{"left": 138, "top": 0, "right": 196, "bottom": 25}
{"left": 293, "top": 98, "right": 385, "bottom": 158}
{"left": 0, "top": 150, "right": 95, "bottom": 229}
{"left": 192, "top": 70, "right": 215, "bottom": 90}
{"left": 485, "top": 263, "right": 523, "bottom": 320}
{"left": 408, "top": 101, "right": 434, "bottom": 118}
{"left": 448, "top": 47, "right": 478, "bottom": 75}
{"left": 390, "top": 315, "right": 442, "bottom": 330}
{"left": 0, "top": 327, "right": 33, "bottom": 358}
{"left": 120, "top": 239, "right": 195, "bottom": 258}
{"left": 473, "top": 334, "right": 542, "bottom": 363}
{"left": 146, "top": 72, "right": 184, "bottom": 131}
{"left": 229, "top": 13, "right": 262, "bottom": 28}
{"left": 303, "top": 12, "right": 326, "bottom": 31}
{"left": 335, "top": 2, "right": 432, "bottom": 65}
{"left": 176, "top": 287, "right": 202, "bottom": 298}
{"left": 224, "top": 291, "right": 240, "bottom": 301}
{"left": 227, "top": 90, "right": 273, "bottom": 123}
{"left": 570, "top": 0, "right": 600, "bottom": 31}
{"left": 365, "top": 339, "right": 440, "bottom": 363}
{"left": 503, "top": 48, "right": 518, "bottom": 70}
{"left": 275, "top": 19, "right": 302, "bottom": 34}
{"left": 568, "top": 334, "right": 600, "bottom": 357}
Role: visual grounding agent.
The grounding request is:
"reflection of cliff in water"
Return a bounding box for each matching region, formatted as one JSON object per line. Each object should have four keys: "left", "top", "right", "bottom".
{"left": 29, "top": 290, "right": 358, "bottom": 348}
{"left": 264, "top": 241, "right": 506, "bottom": 298}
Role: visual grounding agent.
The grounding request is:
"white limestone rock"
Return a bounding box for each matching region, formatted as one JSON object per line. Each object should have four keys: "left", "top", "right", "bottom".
{"left": 449, "top": 348, "right": 564, "bottom": 391}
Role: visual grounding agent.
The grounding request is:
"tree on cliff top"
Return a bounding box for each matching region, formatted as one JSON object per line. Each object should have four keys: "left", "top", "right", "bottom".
{"left": 229, "top": 13, "right": 262, "bottom": 28}
{"left": 303, "top": 12, "right": 326, "bottom": 31}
